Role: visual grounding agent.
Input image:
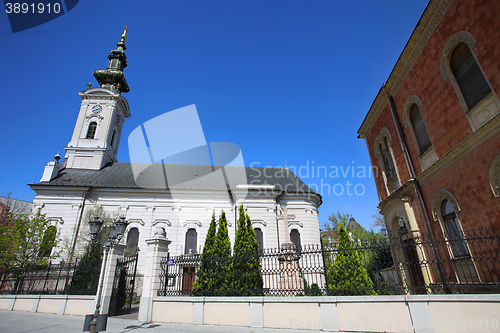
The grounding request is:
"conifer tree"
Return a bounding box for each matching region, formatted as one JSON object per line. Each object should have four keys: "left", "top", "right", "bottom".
{"left": 214, "top": 210, "right": 231, "bottom": 295}
{"left": 231, "top": 205, "right": 249, "bottom": 293}
{"left": 245, "top": 213, "right": 263, "bottom": 295}
{"left": 327, "top": 223, "right": 376, "bottom": 296}
{"left": 192, "top": 212, "right": 218, "bottom": 295}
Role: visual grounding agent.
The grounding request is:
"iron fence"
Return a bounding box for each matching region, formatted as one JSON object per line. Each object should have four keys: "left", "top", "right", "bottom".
{"left": 0, "top": 259, "right": 102, "bottom": 295}
{"left": 158, "top": 228, "right": 500, "bottom": 296}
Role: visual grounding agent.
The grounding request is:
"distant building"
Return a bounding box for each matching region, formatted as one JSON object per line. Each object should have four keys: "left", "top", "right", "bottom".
{"left": 358, "top": 0, "right": 500, "bottom": 289}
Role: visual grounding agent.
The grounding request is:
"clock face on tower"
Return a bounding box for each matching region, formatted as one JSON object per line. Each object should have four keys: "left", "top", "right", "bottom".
{"left": 91, "top": 104, "right": 102, "bottom": 114}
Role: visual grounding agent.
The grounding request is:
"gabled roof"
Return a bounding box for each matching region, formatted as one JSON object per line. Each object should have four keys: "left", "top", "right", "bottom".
{"left": 32, "top": 163, "right": 318, "bottom": 195}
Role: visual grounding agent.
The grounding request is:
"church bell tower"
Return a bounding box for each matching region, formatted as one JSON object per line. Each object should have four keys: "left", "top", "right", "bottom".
{"left": 65, "top": 27, "right": 131, "bottom": 170}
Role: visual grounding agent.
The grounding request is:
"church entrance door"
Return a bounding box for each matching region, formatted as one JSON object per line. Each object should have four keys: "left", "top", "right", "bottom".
{"left": 182, "top": 267, "right": 195, "bottom": 295}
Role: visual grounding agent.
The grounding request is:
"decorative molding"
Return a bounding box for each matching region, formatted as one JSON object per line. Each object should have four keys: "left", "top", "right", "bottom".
{"left": 489, "top": 154, "right": 500, "bottom": 197}
{"left": 128, "top": 218, "right": 145, "bottom": 226}
{"left": 439, "top": 31, "right": 477, "bottom": 81}
{"left": 418, "top": 112, "right": 500, "bottom": 185}
{"left": 431, "top": 189, "right": 461, "bottom": 221}
{"left": 288, "top": 221, "right": 303, "bottom": 228}
{"left": 153, "top": 219, "right": 171, "bottom": 227}
{"left": 183, "top": 220, "right": 202, "bottom": 228}
{"left": 145, "top": 204, "right": 156, "bottom": 211}
{"left": 47, "top": 217, "right": 64, "bottom": 225}
{"left": 252, "top": 220, "right": 267, "bottom": 227}
{"left": 373, "top": 127, "right": 392, "bottom": 159}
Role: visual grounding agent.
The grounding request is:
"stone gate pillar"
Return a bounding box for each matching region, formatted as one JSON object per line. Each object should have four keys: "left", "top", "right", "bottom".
{"left": 138, "top": 235, "right": 171, "bottom": 323}
{"left": 99, "top": 243, "right": 126, "bottom": 314}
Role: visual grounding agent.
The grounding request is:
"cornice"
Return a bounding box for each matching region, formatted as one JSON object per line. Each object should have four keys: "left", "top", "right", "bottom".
{"left": 358, "top": 0, "right": 453, "bottom": 138}
{"left": 417, "top": 113, "right": 500, "bottom": 185}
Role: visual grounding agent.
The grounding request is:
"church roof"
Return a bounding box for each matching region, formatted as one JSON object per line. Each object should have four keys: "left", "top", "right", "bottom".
{"left": 34, "top": 163, "right": 318, "bottom": 194}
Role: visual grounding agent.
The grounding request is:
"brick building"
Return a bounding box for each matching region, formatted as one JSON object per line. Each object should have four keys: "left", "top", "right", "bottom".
{"left": 358, "top": 0, "right": 500, "bottom": 290}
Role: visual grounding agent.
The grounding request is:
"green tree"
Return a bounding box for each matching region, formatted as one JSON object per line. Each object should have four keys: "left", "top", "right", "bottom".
{"left": 192, "top": 212, "right": 218, "bottom": 295}
{"left": 68, "top": 206, "right": 113, "bottom": 294}
{"left": 214, "top": 210, "right": 232, "bottom": 295}
{"left": 231, "top": 206, "right": 263, "bottom": 295}
{"left": 321, "top": 211, "right": 352, "bottom": 240}
{"left": 327, "top": 223, "right": 376, "bottom": 296}
{"left": 0, "top": 209, "right": 59, "bottom": 273}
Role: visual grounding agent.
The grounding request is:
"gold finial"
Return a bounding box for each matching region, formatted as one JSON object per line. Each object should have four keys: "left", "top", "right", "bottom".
{"left": 121, "top": 26, "right": 128, "bottom": 41}
{"left": 87, "top": 82, "right": 92, "bottom": 88}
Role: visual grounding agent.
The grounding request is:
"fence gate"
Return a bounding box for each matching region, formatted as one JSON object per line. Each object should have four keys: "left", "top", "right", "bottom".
{"left": 108, "top": 253, "right": 138, "bottom": 316}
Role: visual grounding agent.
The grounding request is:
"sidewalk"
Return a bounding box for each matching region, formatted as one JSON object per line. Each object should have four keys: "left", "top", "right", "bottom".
{"left": 0, "top": 310, "right": 328, "bottom": 333}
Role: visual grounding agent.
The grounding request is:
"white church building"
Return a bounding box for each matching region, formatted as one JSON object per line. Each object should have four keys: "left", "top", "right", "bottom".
{"left": 29, "top": 29, "right": 322, "bottom": 277}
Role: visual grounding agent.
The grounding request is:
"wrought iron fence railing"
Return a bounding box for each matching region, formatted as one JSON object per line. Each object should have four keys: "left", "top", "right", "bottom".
{"left": 0, "top": 259, "right": 102, "bottom": 295}
{"left": 158, "top": 228, "right": 500, "bottom": 296}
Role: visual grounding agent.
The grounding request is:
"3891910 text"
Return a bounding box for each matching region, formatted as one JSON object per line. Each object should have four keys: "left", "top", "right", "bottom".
{"left": 5, "top": 3, "right": 61, "bottom": 14}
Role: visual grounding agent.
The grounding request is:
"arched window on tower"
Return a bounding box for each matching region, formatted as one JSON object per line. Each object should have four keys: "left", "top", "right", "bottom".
{"left": 86, "top": 122, "right": 97, "bottom": 139}
{"left": 38, "top": 226, "right": 57, "bottom": 257}
{"left": 110, "top": 129, "right": 117, "bottom": 147}
{"left": 126, "top": 227, "right": 139, "bottom": 256}
{"left": 290, "top": 229, "right": 301, "bottom": 252}
{"left": 450, "top": 42, "right": 491, "bottom": 110}
{"left": 185, "top": 228, "right": 197, "bottom": 254}
{"left": 254, "top": 228, "right": 264, "bottom": 254}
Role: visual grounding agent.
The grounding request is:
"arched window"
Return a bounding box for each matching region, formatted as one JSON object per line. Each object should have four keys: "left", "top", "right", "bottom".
{"left": 86, "top": 122, "right": 97, "bottom": 139}
{"left": 38, "top": 226, "right": 57, "bottom": 257}
{"left": 110, "top": 130, "right": 116, "bottom": 147}
{"left": 290, "top": 229, "right": 301, "bottom": 251}
{"left": 410, "top": 104, "right": 432, "bottom": 154}
{"left": 441, "top": 200, "right": 469, "bottom": 258}
{"left": 126, "top": 227, "right": 139, "bottom": 255}
{"left": 185, "top": 228, "right": 197, "bottom": 254}
{"left": 450, "top": 42, "right": 491, "bottom": 110}
{"left": 254, "top": 228, "right": 264, "bottom": 254}
{"left": 374, "top": 128, "right": 400, "bottom": 194}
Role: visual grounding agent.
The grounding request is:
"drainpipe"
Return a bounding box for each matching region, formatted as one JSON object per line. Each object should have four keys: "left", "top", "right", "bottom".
{"left": 70, "top": 186, "right": 93, "bottom": 261}
{"left": 387, "top": 94, "right": 448, "bottom": 290}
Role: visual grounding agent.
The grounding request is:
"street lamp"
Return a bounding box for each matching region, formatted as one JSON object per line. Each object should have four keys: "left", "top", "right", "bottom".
{"left": 84, "top": 216, "right": 128, "bottom": 333}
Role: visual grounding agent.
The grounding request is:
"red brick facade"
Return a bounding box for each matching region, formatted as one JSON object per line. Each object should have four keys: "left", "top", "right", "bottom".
{"left": 358, "top": 0, "right": 500, "bottom": 287}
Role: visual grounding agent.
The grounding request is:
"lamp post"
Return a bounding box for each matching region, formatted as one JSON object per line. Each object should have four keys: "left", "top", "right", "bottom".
{"left": 86, "top": 216, "right": 128, "bottom": 333}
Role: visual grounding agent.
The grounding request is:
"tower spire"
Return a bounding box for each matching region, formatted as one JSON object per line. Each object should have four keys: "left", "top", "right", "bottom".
{"left": 93, "top": 26, "right": 130, "bottom": 93}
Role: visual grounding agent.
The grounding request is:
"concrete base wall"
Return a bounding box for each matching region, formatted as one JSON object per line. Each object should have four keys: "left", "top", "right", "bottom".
{"left": 150, "top": 295, "right": 500, "bottom": 333}
{"left": 0, "top": 295, "right": 95, "bottom": 316}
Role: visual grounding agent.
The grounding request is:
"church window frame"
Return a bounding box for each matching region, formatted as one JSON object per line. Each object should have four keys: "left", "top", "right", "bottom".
{"left": 184, "top": 228, "right": 198, "bottom": 254}
{"left": 489, "top": 154, "right": 500, "bottom": 198}
{"left": 289, "top": 228, "right": 302, "bottom": 252}
{"left": 253, "top": 227, "right": 264, "bottom": 254}
{"left": 431, "top": 190, "right": 470, "bottom": 259}
{"left": 440, "top": 31, "right": 499, "bottom": 131}
{"left": 109, "top": 129, "right": 117, "bottom": 148}
{"left": 402, "top": 96, "right": 437, "bottom": 170}
{"left": 125, "top": 227, "right": 140, "bottom": 256}
{"left": 374, "top": 127, "right": 400, "bottom": 195}
{"left": 86, "top": 122, "right": 97, "bottom": 139}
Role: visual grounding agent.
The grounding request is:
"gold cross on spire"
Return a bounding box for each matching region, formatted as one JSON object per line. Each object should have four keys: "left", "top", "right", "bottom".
{"left": 121, "top": 26, "right": 128, "bottom": 41}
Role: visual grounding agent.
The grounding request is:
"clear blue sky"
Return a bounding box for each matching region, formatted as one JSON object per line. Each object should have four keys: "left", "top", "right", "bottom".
{"left": 0, "top": 0, "right": 429, "bottom": 230}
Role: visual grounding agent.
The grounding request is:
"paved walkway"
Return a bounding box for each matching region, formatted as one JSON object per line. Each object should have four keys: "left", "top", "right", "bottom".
{"left": 0, "top": 310, "right": 329, "bottom": 333}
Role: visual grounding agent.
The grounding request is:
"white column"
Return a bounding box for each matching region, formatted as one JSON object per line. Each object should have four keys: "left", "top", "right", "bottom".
{"left": 98, "top": 243, "right": 125, "bottom": 315}
{"left": 138, "top": 236, "right": 171, "bottom": 323}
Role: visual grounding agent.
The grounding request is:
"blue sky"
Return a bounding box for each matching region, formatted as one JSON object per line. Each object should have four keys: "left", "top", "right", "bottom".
{"left": 0, "top": 0, "right": 429, "bottom": 230}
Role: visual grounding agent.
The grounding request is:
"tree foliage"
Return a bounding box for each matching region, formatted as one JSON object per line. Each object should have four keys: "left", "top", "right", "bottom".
{"left": 231, "top": 205, "right": 263, "bottom": 295}
{"left": 321, "top": 211, "right": 352, "bottom": 240}
{"left": 0, "top": 209, "right": 59, "bottom": 272}
{"left": 192, "top": 212, "right": 218, "bottom": 295}
{"left": 327, "top": 223, "right": 376, "bottom": 296}
{"left": 214, "top": 210, "right": 232, "bottom": 294}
